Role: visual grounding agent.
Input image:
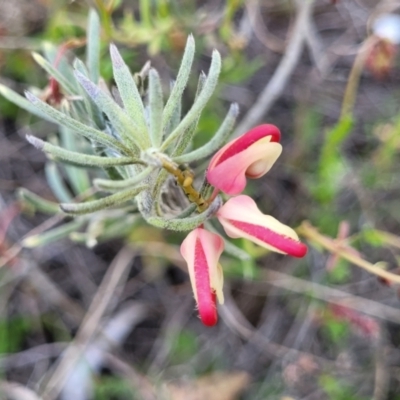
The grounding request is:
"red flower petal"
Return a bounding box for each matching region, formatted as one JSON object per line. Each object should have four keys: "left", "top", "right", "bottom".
{"left": 228, "top": 220, "right": 307, "bottom": 258}
{"left": 194, "top": 237, "right": 218, "bottom": 326}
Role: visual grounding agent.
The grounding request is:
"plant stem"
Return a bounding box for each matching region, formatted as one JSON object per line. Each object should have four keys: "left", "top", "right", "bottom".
{"left": 298, "top": 221, "right": 400, "bottom": 284}
{"left": 340, "top": 36, "right": 378, "bottom": 119}
{"left": 160, "top": 158, "right": 210, "bottom": 212}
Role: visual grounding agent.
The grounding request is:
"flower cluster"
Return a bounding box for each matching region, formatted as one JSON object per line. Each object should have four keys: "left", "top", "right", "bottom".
{"left": 0, "top": 10, "right": 307, "bottom": 327}
{"left": 180, "top": 125, "right": 307, "bottom": 326}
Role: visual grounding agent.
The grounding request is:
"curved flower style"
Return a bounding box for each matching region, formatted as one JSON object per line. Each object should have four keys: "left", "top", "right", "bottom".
{"left": 217, "top": 195, "right": 307, "bottom": 258}
{"left": 206, "top": 124, "right": 282, "bottom": 195}
{"left": 180, "top": 227, "right": 225, "bottom": 326}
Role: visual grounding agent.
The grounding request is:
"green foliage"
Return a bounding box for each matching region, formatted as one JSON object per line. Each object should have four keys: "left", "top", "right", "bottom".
{"left": 319, "top": 375, "right": 366, "bottom": 400}
{"left": 94, "top": 376, "right": 135, "bottom": 400}
{"left": 312, "top": 115, "right": 353, "bottom": 204}
{"left": 0, "top": 317, "right": 31, "bottom": 354}
{"left": 361, "top": 228, "right": 387, "bottom": 247}
{"left": 169, "top": 330, "right": 198, "bottom": 364}
{"left": 322, "top": 317, "right": 349, "bottom": 344}
{"left": 326, "top": 260, "right": 351, "bottom": 284}
{"left": 221, "top": 53, "right": 264, "bottom": 84}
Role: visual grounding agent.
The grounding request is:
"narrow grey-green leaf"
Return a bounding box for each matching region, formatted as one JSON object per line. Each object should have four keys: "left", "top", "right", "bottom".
{"left": 73, "top": 58, "right": 105, "bottom": 128}
{"left": 27, "top": 135, "right": 141, "bottom": 168}
{"left": 109, "top": 44, "right": 148, "bottom": 135}
{"left": 162, "top": 35, "right": 195, "bottom": 131}
{"left": 45, "top": 162, "right": 73, "bottom": 202}
{"left": 160, "top": 49, "right": 221, "bottom": 151}
{"left": 148, "top": 69, "right": 164, "bottom": 146}
{"left": 172, "top": 71, "right": 206, "bottom": 156}
{"left": 74, "top": 70, "right": 148, "bottom": 150}
{"left": 32, "top": 52, "right": 77, "bottom": 96}
{"left": 0, "top": 84, "right": 51, "bottom": 121}
{"left": 59, "top": 125, "right": 91, "bottom": 194}
{"left": 25, "top": 91, "right": 129, "bottom": 154}
{"left": 94, "top": 166, "right": 154, "bottom": 191}
{"left": 42, "top": 42, "right": 77, "bottom": 88}
{"left": 87, "top": 9, "right": 101, "bottom": 83}
{"left": 23, "top": 219, "right": 86, "bottom": 248}
{"left": 17, "top": 188, "right": 60, "bottom": 214}
{"left": 174, "top": 103, "right": 239, "bottom": 163}
{"left": 165, "top": 80, "right": 182, "bottom": 136}
{"left": 60, "top": 185, "right": 147, "bottom": 215}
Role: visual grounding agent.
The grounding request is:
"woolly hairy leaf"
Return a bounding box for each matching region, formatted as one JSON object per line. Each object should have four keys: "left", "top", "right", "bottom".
{"left": 172, "top": 71, "right": 206, "bottom": 156}
{"left": 94, "top": 166, "right": 154, "bottom": 191}
{"left": 109, "top": 44, "right": 148, "bottom": 135}
{"left": 26, "top": 135, "right": 140, "bottom": 168}
{"left": 32, "top": 52, "right": 77, "bottom": 96}
{"left": 17, "top": 188, "right": 60, "bottom": 214}
{"left": 61, "top": 185, "right": 147, "bottom": 215}
{"left": 161, "top": 49, "right": 221, "bottom": 151}
{"left": 162, "top": 35, "right": 195, "bottom": 132}
{"left": 0, "top": 84, "right": 51, "bottom": 121}
{"left": 149, "top": 69, "right": 164, "bottom": 146}
{"left": 25, "top": 91, "right": 130, "bottom": 154}
{"left": 74, "top": 70, "right": 147, "bottom": 150}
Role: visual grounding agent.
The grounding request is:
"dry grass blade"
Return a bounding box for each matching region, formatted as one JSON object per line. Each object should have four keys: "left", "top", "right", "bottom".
{"left": 232, "top": 0, "right": 317, "bottom": 137}
{"left": 252, "top": 269, "right": 400, "bottom": 325}
{"left": 0, "top": 381, "right": 40, "bottom": 400}
{"left": 220, "top": 290, "right": 333, "bottom": 367}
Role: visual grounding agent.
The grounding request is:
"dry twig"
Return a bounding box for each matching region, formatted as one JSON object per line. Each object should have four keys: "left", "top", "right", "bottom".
{"left": 39, "top": 245, "right": 136, "bottom": 400}
{"left": 232, "top": 0, "right": 316, "bottom": 137}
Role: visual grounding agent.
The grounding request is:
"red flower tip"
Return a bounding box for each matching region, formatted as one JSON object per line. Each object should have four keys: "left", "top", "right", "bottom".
{"left": 180, "top": 228, "right": 225, "bottom": 327}
{"left": 199, "top": 292, "right": 218, "bottom": 327}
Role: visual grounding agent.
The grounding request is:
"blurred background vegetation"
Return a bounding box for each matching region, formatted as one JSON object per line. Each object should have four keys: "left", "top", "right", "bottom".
{"left": 2, "top": 0, "right": 400, "bottom": 399}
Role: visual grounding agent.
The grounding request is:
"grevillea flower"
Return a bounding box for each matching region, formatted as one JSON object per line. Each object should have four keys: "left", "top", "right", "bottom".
{"left": 180, "top": 227, "right": 225, "bottom": 326}
{"left": 217, "top": 195, "right": 307, "bottom": 258}
{"left": 206, "top": 124, "right": 282, "bottom": 195}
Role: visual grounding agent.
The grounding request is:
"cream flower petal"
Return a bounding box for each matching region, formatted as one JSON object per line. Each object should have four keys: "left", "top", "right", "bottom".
{"left": 217, "top": 195, "right": 307, "bottom": 258}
